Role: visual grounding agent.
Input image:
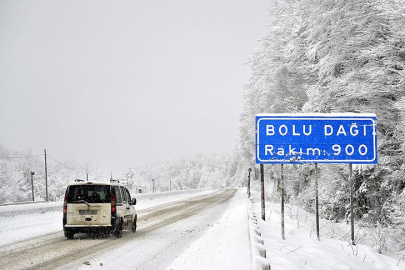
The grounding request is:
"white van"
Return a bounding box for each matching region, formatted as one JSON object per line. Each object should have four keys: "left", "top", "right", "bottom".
{"left": 63, "top": 179, "right": 137, "bottom": 239}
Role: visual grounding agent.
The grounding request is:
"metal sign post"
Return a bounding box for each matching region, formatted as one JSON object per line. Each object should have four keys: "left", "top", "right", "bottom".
{"left": 281, "top": 164, "right": 285, "bottom": 240}
{"left": 315, "top": 163, "right": 320, "bottom": 241}
{"left": 260, "top": 164, "right": 265, "bottom": 221}
{"left": 255, "top": 113, "right": 377, "bottom": 241}
{"left": 349, "top": 163, "right": 355, "bottom": 244}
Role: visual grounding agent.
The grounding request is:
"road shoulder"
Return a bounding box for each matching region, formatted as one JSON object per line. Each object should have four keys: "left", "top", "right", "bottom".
{"left": 166, "top": 188, "right": 250, "bottom": 270}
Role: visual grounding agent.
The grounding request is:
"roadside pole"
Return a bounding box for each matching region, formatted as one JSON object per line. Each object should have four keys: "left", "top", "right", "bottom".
{"left": 30, "top": 170, "right": 35, "bottom": 201}
{"left": 247, "top": 168, "right": 252, "bottom": 198}
{"left": 315, "top": 163, "right": 320, "bottom": 241}
{"left": 44, "top": 149, "right": 48, "bottom": 201}
{"left": 349, "top": 163, "right": 355, "bottom": 245}
{"left": 260, "top": 164, "right": 265, "bottom": 221}
{"left": 281, "top": 164, "right": 285, "bottom": 240}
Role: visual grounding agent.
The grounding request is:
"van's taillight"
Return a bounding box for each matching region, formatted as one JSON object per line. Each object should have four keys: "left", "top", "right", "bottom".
{"left": 111, "top": 193, "right": 116, "bottom": 214}
{"left": 63, "top": 194, "right": 68, "bottom": 214}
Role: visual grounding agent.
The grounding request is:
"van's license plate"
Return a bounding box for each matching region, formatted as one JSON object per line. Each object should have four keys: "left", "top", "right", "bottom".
{"left": 79, "top": 210, "right": 97, "bottom": 215}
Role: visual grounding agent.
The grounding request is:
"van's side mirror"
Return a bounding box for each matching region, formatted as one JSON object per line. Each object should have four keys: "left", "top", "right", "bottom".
{"left": 131, "top": 198, "right": 137, "bottom": 205}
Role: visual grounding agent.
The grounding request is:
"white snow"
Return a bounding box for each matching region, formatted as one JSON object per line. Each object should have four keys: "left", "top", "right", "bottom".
{"left": 0, "top": 203, "right": 62, "bottom": 248}
{"left": 166, "top": 188, "right": 250, "bottom": 270}
{"left": 58, "top": 189, "right": 250, "bottom": 270}
{"left": 1, "top": 188, "right": 404, "bottom": 270}
{"left": 250, "top": 191, "right": 404, "bottom": 270}
{"left": 0, "top": 189, "right": 214, "bottom": 249}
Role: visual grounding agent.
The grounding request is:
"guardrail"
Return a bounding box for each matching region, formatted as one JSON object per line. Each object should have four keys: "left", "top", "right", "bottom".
{"left": 0, "top": 200, "right": 50, "bottom": 207}
{"left": 134, "top": 188, "right": 212, "bottom": 200}
{"left": 248, "top": 198, "right": 271, "bottom": 270}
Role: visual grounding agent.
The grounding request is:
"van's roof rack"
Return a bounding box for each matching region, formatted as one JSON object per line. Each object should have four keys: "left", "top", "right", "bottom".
{"left": 74, "top": 179, "right": 86, "bottom": 182}
{"left": 110, "top": 179, "right": 120, "bottom": 183}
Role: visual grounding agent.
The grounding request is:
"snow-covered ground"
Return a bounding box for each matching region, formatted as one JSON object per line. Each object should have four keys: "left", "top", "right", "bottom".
{"left": 57, "top": 188, "right": 249, "bottom": 270}
{"left": 250, "top": 191, "right": 405, "bottom": 270}
{"left": 166, "top": 188, "right": 250, "bottom": 270}
{"left": 1, "top": 188, "right": 404, "bottom": 270}
{"left": 0, "top": 189, "right": 214, "bottom": 248}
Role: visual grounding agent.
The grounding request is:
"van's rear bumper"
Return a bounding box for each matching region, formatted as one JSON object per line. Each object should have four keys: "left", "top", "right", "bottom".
{"left": 63, "top": 225, "right": 113, "bottom": 233}
{"left": 64, "top": 225, "right": 112, "bottom": 228}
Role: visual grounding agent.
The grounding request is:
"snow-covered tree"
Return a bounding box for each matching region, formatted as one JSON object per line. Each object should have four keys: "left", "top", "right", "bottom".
{"left": 125, "top": 167, "right": 135, "bottom": 189}
{"left": 237, "top": 0, "right": 405, "bottom": 235}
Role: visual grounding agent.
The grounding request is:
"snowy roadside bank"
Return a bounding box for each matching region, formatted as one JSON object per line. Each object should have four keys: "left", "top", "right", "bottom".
{"left": 251, "top": 191, "right": 404, "bottom": 270}
{"left": 0, "top": 189, "right": 216, "bottom": 248}
{"left": 166, "top": 188, "right": 251, "bottom": 270}
{"left": 135, "top": 188, "right": 214, "bottom": 207}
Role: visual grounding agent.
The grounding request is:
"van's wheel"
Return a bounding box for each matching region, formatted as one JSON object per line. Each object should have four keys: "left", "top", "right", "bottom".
{"left": 64, "top": 230, "right": 74, "bottom": 239}
{"left": 114, "top": 219, "right": 123, "bottom": 238}
{"left": 131, "top": 216, "right": 137, "bottom": 233}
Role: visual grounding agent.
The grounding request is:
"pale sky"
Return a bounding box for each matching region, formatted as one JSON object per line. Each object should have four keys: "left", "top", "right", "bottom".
{"left": 0, "top": 0, "right": 270, "bottom": 176}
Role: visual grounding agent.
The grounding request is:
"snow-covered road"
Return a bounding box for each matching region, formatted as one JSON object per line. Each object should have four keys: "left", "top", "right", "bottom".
{"left": 2, "top": 187, "right": 403, "bottom": 270}
{"left": 0, "top": 189, "right": 214, "bottom": 248}
{"left": 0, "top": 189, "right": 250, "bottom": 270}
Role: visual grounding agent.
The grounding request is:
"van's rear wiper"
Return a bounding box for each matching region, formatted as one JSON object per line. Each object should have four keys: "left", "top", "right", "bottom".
{"left": 71, "top": 199, "right": 90, "bottom": 206}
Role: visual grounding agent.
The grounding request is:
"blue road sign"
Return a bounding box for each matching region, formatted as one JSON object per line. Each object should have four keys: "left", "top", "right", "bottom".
{"left": 256, "top": 114, "right": 377, "bottom": 164}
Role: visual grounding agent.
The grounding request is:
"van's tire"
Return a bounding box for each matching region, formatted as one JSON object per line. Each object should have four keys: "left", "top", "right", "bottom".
{"left": 64, "top": 230, "right": 75, "bottom": 239}
{"left": 131, "top": 216, "right": 137, "bottom": 233}
{"left": 114, "top": 219, "right": 123, "bottom": 238}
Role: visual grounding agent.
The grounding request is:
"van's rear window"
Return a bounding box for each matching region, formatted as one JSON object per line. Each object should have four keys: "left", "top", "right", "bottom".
{"left": 67, "top": 185, "right": 111, "bottom": 203}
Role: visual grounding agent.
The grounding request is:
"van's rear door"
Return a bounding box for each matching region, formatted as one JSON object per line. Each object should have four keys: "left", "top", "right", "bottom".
{"left": 66, "top": 184, "right": 111, "bottom": 226}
